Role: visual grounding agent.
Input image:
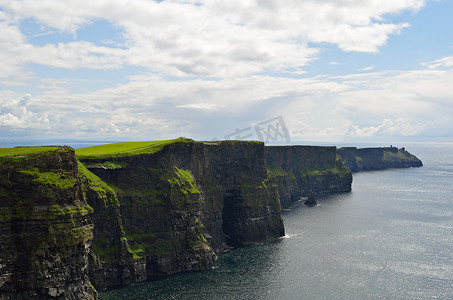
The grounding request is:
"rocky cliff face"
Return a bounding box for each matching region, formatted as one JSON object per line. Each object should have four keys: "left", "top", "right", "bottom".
{"left": 78, "top": 140, "right": 285, "bottom": 291}
{"left": 0, "top": 148, "right": 96, "bottom": 299}
{"left": 265, "top": 146, "right": 352, "bottom": 208}
{"left": 337, "top": 147, "right": 423, "bottom": 172}
{"left": 1, "top": 140, "right": 360, "bottom": 296}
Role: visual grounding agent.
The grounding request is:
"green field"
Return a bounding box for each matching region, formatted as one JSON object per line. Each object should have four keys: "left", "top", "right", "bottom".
{"left": 76, "top": 138, "right": 184, "bottom": 159}
{"left": 0, "top": 146, "right": 60, "bottom": 157}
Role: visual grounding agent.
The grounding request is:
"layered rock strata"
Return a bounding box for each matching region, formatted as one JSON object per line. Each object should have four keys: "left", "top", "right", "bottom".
{"left": 0, "top": 147, "right": 96, "bottom": 300}
{"left": 265, "top": 146, "right": 353, "bottom": 208}
{"left": 78, "top": 140, "right": 285, "bottom": 291}
{"left": 3, "top": 140, "right": 395, "bottom": 297}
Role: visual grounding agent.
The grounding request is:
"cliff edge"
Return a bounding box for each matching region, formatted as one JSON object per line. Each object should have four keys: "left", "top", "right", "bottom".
{"left": 337, "top": 146, "right": 423, "bottom": 172}
{"left": 4, "top": 140, "right": 403, "bottom": 297}
{"left": 265, "top": 146, "right": 352, "bottom": 208}
{"left": 77, "top": 138, "right": 285, "bottom": 291}
{"left": 0, "top": 147, "right": 96, "bottom": 300}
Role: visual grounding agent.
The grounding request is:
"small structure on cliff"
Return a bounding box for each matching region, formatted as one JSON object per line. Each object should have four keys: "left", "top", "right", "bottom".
{"left": 337, "top": 146, "right": 423, "bottom": 172}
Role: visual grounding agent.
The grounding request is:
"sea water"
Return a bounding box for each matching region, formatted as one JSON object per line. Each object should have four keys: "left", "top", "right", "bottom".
{"left": 95, "top": 143, "right": 451, "bottom": 299}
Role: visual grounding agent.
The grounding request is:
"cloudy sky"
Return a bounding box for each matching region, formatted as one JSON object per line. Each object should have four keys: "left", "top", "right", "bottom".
{"left": 1, "top": 0, "right": 452, "bottom": 143}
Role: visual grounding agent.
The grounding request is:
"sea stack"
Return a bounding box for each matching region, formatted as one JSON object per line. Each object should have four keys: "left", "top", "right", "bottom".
{"left": 304, "top": 193, "right": 317, "bottom": 207}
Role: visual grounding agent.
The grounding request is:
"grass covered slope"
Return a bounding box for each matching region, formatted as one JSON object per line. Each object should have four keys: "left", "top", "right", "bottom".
{"left": 0, "top": 146, "right": 81, "bottom": 194}
{"left": 0, "top": 145, "right": 94, "bottom": 231}
{"left": 0, "top": 146, "right": 60, "bottom": 158}
{"left": 75, "top": 138, "right": 188, "bottom": 159}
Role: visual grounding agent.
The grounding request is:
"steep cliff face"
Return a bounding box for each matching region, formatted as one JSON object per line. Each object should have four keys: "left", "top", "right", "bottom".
{"left": 78, "top": 162, "right": 145, "bottom": 291}
{"left": 0, "top": 147, "right": 96, "bottom": 299}
{"left": 1, "top": 140, "right": 360, "bottom": 295}
{"left": 337, "top": 147, "right": 423, "bottom": 172}
{"left": 265, "top": 146, "right": 352, "bottom": 208}
{"left": 77, "top": 139, "right": 284, "bottom": 291}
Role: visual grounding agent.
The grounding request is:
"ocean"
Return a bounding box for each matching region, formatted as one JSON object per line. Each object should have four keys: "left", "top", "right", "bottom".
{"left": 2, "top": 141, "right": 451, "bottom": 299}
{"left": 98, "top": 142, "right": 453, "bottom": 299}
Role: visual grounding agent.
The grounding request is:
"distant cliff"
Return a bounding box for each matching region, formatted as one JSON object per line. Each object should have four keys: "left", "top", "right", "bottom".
{"left": 265, "top": 146, "right": 352, "bottom": 208}
{"left": 337, "top": 146, "right": 423, "bottom": 172}
{"left": 3, "top": 140, "right": 391, "bottom": 297}
{"left": 0, "top": 147, "right": 96, "bottom": 299}
{"left": 77, "top": 139, "right": 285, "bottom": 291}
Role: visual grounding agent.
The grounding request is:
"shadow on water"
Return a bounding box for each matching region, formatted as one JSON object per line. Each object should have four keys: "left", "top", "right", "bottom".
{"left": 100, "top": 238, "right": 287, "bottom": 300}
{"left": 101, "top": 143, "right": 453, "bottom": 299}
{"left": 100, "top": 191, "right": 353, "bottom": 300}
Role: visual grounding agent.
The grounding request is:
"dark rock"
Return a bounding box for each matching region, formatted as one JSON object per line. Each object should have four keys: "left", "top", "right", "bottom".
{"left": 0, "top": 147, "right": 97, "bottom": 299}
{"left": 79, "top": 140, "right": 285, "bottom": 291}
{"left": 304, "top": 193, "right": 317, "bottom": 207}
{"left": 337, "top": 146, "right": 423, "bottom": 172}
{"left": 1, "top": 139, "right": 365, "bottom": 296}
{"left": 265, "top": 146, "right": 352, "bottom": 208}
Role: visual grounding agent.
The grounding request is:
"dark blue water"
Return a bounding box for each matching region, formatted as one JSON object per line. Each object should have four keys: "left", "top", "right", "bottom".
{"left": 96, "top": 143, "right": 450, "bottom": 299}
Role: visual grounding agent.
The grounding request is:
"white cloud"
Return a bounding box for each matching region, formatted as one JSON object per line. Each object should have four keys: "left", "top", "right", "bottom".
{"left": 344, "top": 119, "right": 426, "bottom": 137}
{"left": 422, "top": 55, "right": 453, "bottom": 69}
{"left": 335, "top": 68, "right": 453, "bottom": 119}
{"left": 361, "top": 65, "right": 376, "bottom": 71}
{"left": 0, "top": 93, "right": 50, "bottom": 129}
{"left": 31, "top": 42, "right": 126, "bottom": 69}
{"left": 0, "top": 17, "right": 33, "bottom": 83}
{"left": 288, "top": 117, "right": 428, "bottom": 141}
{"left": 0, "top": 0, "right": 425, "bottom": 78}
{"left": 99, "top": 123, "right": 138, "bottom": 136}
{"left": 4, "top": 0, "right": 453, "bottom": 142}
{"left": 3, "top": 48, "right": 453, "bottom": 141}
{"left": 177, "top": 103, "right": 219, "bottom": 110}
{"left": 3, "top": 55, "right": 449, "bottom": 141}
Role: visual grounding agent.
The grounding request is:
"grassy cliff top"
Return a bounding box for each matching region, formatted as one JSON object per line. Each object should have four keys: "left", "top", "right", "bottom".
{"left": 75, "top": 138, "right": 187, "bottom": 159}
{"left": 0, "top": 146, "right": 60, "bottom": 158}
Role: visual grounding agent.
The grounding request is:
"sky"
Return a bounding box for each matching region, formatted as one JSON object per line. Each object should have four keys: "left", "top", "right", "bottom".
{"left": 0, "top": 0, "right": 453, "bottom": 144}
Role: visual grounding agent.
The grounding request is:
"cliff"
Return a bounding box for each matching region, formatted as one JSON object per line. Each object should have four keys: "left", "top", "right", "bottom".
{"left": 76, "top": 139, "right": 285, "bottom": 291}
{"left": 1, "top": 139, "right": 362, "bottom": 297}
{"left": 0, "top": 147, "right": 96, "bottom": 299}
{"left": 337, "top": 146, "right": 423, "bottom": 172}
{"left": 265, "top": 146, "right": 352, "bottom": 208}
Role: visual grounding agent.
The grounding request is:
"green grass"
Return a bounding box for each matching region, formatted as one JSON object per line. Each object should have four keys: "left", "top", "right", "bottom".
{"left": 77, "top": 161, "right": 117, "bottom": 195}
{"left": 89, "top": 161, "right": 129, "bottom": 169}
{"left": 75, "top": 139, "right": 187, "bottom": 159}
{"left": 20, "top": 168, "right": 77, "bottom": 189}
{"left": 168, "top": 166, "right": 200, "bottom": 194}
{"left": 126, "top": 232, "right": 176, "bottom": 257}
{"left": 0, "top": 146, "right": 60, "bottom": 157}
{"left": 268, "top": 166, "right": 296, "bottom": 180}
